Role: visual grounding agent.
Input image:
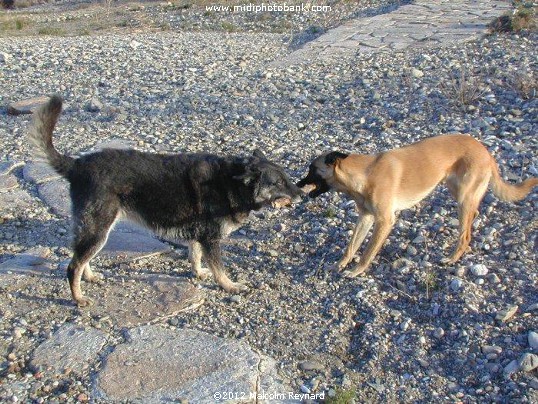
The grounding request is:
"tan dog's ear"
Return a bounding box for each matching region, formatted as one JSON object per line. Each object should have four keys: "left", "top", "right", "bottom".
{"left": 324, "top": 151, "right": 349, "bottom": 166}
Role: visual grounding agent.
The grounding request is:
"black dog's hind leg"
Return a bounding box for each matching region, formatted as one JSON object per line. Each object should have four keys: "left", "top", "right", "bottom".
{"left": 200, "top": 239, "right": 248, "bottom": 294}
{"left": 68, "top": 204, "right": 118, "bottom": 307}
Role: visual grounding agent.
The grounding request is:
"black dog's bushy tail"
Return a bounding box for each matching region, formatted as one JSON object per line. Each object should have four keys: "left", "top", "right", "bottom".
{"left": 28, "top": 95, "right": 74, "bottom": 177}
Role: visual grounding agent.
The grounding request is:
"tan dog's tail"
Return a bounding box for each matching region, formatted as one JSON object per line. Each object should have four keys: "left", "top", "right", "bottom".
{"left": 28, "top": 95, "right": 74, "bottom": 178}
{"left": 490, "top": 157, "right": 538, "bottom": 202}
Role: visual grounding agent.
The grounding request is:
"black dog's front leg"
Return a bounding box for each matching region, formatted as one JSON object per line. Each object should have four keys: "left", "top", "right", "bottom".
{"left": 200, "top": 239, "right": 248, "bottom": 294}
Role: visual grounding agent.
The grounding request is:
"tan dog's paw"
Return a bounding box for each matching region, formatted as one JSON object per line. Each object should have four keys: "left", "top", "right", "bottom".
{"left": 75, "top": 296, "right": 94, "bottom": 308}
{"left": 196, "top": 268, "right": 213, "bottom": 281}
{"left": 336, "top": 258, "right": 350, "bottom": 272}
{"left": 84, "top": 271, "right": 104, "bottom": 284}
{"left": 343, "top": 266, "right": 368, "bottom": 278}
{"left": 226, "top": 282, "right": 249, "bottom": 294}
{"left": 440, "top": 257, "right": 454, "bottom": 265}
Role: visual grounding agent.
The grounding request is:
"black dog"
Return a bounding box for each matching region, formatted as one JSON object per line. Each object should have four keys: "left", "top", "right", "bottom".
{"left": 29, "top": 96, "right": 302, "bottom": 307}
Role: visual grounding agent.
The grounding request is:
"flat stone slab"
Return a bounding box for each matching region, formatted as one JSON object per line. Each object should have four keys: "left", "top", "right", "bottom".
{"left": 99, "top": 227, "right": 171, "bottom": 261}
{"left": 87, "top": 274, "right": 205, "bottom": 327}
{"left": 23, "top": 161, "right": 62, "bottom": 184}
{"left": 276, "top": 0, "right": 510, "bottom": 66}
{"left": 0, "top": 174, "right": 18, "bottom": 192}
{"left": 0, "top": 160, "right": 24, "bottom": 176}
{"left": 0, "top": 188, "right": 34, "bottom": 216}
{"left": 7, "top": 96, "right": 50, "bottom": 116}
{"left": 95, "top": 326, "right": 289, "bottom": 402}
{"left": 37, "top": 178, "right": 71, "bottom": 217}
{"left": 31, "top": 323, "right": 108, "bottom": 376}
{"left": 0, "top": 247, "right": 52, "bottom": 276}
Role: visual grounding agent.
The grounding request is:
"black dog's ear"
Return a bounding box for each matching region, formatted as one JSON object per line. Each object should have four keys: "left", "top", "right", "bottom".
{"left": 325, "top": 151, "right": 349, "bottom": 166}
{"left": 234, "top": 165, "right": 260, "bottom": 185}
{"left": 252, "top": 149, "right": 267, "bottom": 160}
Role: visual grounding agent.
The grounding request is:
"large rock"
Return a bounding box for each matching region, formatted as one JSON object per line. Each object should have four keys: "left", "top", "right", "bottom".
{"left": 31, "top": 323, "right": 108, "bottom": 375}
{"left": 95, "top": 326, "right": 290, "bottom": 402}
{"left": 0, "top": 174, "right": 18, "bottom": 192}
{"left": 23, "top": 161, "right": 62, "bottom": 184}
{"left": 0, "top": 188, "right": 35, "bottom": 216}
{"left": 37, "top": 178, "right": 71, "bottom": 217}
{"left": 7, "top": 96, "right": 50, "bottom": 115}
{"left": 87, "top": 274, "right": 205, "bottom": 327}
{"left": 0, "top": 160, "right": 21, "bottom": 193}
{"left": 99, "top": 224, "right": 172, "bottom": 261}
{"left": 0, "top": 247, "right": 51, "bottom": 275}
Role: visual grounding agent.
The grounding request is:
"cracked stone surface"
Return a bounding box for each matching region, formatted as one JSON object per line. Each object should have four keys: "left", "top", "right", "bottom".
{"left": 277, "top": 0, "right": 510, "bottom": 65}
{"left": 94, "top": 326, "right": 290, "bottom": 403}
{"left": 85, "top": 273, "right": 205, "bottom": 327}
{"left": 30, "top": 323, "right": 108, "bottom": 376}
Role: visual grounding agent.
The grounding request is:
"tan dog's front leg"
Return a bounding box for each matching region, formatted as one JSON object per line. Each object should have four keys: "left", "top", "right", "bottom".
{"left": 337, "top": 213, "right": 374, "bottom": 270}
{"left": 343, "top": 213, "right": 395, "bottom": 278}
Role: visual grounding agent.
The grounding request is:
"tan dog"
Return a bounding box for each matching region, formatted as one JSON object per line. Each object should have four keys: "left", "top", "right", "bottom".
{"left": 297, "top": 134, "right": 538, "bottom": 277}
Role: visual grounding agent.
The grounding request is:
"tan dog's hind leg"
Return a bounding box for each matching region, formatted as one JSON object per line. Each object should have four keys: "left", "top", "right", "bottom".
{"left": 443, "top": 174, "right": 489, "bottom": 264}
{"left": 337, "top": 213, "right": 374, "bottom": 270}
{"left": 189, "top": 241, "right": 212, "bottom": 280}
{"left": 343, "top": 211, "right": 395, "bottom": 278}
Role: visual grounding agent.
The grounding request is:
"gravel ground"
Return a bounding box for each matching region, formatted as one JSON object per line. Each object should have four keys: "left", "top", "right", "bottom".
{"left": 1, "top": 3, "right": 537, "bottom": 403}
{"left": 2, "top": 0, "right": 406, "bottom": 39}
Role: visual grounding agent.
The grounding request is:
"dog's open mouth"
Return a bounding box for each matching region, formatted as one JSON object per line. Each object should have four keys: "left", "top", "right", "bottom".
{"left": 271, "top": 197, "right": 292, "bottom": 208}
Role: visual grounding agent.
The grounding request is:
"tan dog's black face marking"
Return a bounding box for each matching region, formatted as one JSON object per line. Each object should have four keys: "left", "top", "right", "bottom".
{"left": 297, "top": 152, "right": 348, "bottom": 198}
{"left": 299, "top": 135, "right": 538, "bottom": 279}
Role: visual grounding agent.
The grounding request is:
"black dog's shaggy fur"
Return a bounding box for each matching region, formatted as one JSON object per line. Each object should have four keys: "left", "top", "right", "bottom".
{"left": 29, "top": 96, "right": 302, "bottom": 307}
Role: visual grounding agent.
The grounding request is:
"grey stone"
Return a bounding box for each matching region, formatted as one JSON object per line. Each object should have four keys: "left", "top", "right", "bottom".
{"left": 0, "top": 174, "right": 18, "bottom": 192}
{"left": 299, "top": 360, "right": 324, "bottom": 372}
{"left": 0, "top": 188, "right": 34, "bottom": 216}
{"left": 95, "top": 326, "right": 286, "bottom": 402}
{"left": 496, "top": 305, "right": 518, "bottom": 322}
{"left": 529, "top": 331, "right": 538, "bottom": 350}
{"left": 0, "top": 247, "right": 53, "bottom": 287}
{"left": 503, "top": 359, "right": 520, "bottom": 379}
{"left": 87, "top": 274, "right": 205, "bottom": 327}
{"left": 519, "top": 353, "right": 538, "bottom": 372}
{"left": 482, "top": 345, "right": 502, "bottom": 355}
{"left": 99, "top": 228, "right": 171, "bottom": 261}
{"left": 31, "top": 323, "right": 108, "bottom": 375}
{"left": 433, "top": 327, "right": 445, "bottom": 339}
{"left": 38, "top": 179, "right": 71, "bottom": 217}
{"left": 0, "top": 52, "right": 12, "bottom": 64}
{"left": 411, "top": 68, "right": 424, "bottom": 78}
{"left": 23, "top": 162, "right": 62, "bottom": 184}
{"left": 450, "top": 278, "right": 463, "bottom": 292}
{"left": 470, "top": 263, "right": 488, "bottom": 276}
{"left": 86, "top": 97, "right": 103, "bottom": 113}
{"left": 0, "top": 160, "right": 23, "bottom": 176}
{"left": 7, "top": 96, "right": 50, "bottom": 116}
